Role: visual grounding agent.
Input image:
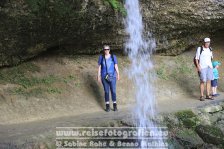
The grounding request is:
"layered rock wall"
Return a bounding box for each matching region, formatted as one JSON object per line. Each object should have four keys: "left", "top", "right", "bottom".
{"left": 0, "top": 0, "right": 224, "bottom": 66}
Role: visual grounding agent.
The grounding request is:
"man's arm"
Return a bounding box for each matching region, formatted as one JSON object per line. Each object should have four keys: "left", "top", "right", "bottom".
{"left": 195, "top": 47, "right": 201, "bottom": 72}
{"left": 195, "top": 59, "right": 201, "bottom": 72}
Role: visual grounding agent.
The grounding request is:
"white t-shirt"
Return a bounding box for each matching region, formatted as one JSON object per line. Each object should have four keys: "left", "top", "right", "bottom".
{"left": 195, "top": 46, "right": 213, "bottom": 69}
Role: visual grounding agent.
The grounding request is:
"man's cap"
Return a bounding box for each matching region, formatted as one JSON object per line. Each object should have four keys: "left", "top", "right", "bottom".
{"left": 212, "top": 61, "right": 221, "bottom": 67}
{"left": 204, "top": 37, "right": 211, "bottom": 43}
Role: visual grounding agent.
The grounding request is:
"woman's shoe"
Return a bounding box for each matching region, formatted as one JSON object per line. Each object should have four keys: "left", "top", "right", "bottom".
{"left": 105, "top": 104, "right": 110, "bottom": 112}
{"left": 113, "top": 103, "right": 118, "bottom": 111}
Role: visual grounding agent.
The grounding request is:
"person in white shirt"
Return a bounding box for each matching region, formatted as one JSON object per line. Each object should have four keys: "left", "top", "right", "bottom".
{"left": 195, "top": 38, "right": 214, "bottom": 101}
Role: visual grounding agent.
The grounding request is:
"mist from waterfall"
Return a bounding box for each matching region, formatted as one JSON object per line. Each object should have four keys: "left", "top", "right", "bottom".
{"left": 124, "top": 0, "right": 166, "bottom": 148}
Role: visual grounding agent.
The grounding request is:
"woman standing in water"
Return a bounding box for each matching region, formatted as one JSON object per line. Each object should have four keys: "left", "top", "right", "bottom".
{"left": 97, "top": 45, "right": 120, "bottom": 112}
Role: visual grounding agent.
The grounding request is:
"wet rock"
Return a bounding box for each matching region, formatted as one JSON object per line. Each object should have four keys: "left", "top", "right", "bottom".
{"left": 197, "top": 113, "right": 212, "bottom": 125}
{"left": 210, "top": 111, "right": 224, "bottom": 123}
{"left": 175, "top": 110, "right": 200, "bottom": 128}
{"left": 163, "top": 114, "right": 180, "bottom": 128}
{"left": 199, "top": 105, "right": 223, "bottom": 113}
{"left": 202, "top": 144, "right": 222, "bottom": 149}
{"left": 195, "top": 125, "right": 224, "bottom": 146}
{"left": 175, "top": 128, "right": 204, "bottom": 148}
{"left": 215, "top": 119, "right": 224, "bottom": 134}
{"left": 219, "top": 102, "right": 224, "bottom": 109}
{"left": 168, "top": 138, "right": 185, "bottom": 149}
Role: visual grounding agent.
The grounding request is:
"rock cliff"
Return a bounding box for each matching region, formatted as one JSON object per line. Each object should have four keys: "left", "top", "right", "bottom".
{"left": 0, "top": 0, "right": 223, "bottom": 66}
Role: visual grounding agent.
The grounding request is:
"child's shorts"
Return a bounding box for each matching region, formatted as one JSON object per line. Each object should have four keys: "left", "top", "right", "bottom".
{"left": 211, "top": 79, "right": 218, "bottom": 87}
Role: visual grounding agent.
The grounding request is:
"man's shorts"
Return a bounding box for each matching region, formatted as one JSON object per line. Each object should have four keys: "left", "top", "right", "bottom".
{"left": 211, "top": 79, "right": 218, "bottom": 87}
{"left": 199, "top": 67, "right": 214, "bottom": 82}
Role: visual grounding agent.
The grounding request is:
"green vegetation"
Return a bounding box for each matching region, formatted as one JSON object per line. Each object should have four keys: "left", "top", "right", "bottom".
{"left": 105, "top": 0, "right": 127, "bottom": 16}
{"left": 0, "top": 64, "right": 58, "bottom": 88}
{"left": 170, "top": 55, "right": 196, "bottom": 80}
{"left": 0, "top": 62, "right": 40, "bottom": 85}
{"left": 7, "top": 74, "right": 61, "bottom": 97}
{"left": 175, "top": 110, "right": 200, "bottom": 128}
{"left": 196, "top": 125, "right": 224, "bottom": 146}
{"left": 175, "top": 128, "right": 203, "bottom": 146}
{"left": 25, "top": 0, "right": 45, "bottom": 12}
{"left": 0, "top": 62, "right": 78, "bottom": 97}
{"left": 174, "top": 56, "right": 194, "bottom": 74}
{"left": 175, "top": 110, "right": 196, "bottom": 119}
{"left": 12, "top": 87, "right": 46, "bottom": 97}
{"left": 25, "top": 0, "right": 75, "bottom": 17}
{"left": 156, "top": 66, "right": 169, "bottom": 80}
{"left": 176, "top": 129, "right": 197, "bottom": 138}
{"left": 156, "top": 55, "right": 196, "bottom": 80}
{"left": 47, "top": 87, "right": 62, "bottom": 94}
{"left": 63, "top": 75, "right": 76, "bottom": 84}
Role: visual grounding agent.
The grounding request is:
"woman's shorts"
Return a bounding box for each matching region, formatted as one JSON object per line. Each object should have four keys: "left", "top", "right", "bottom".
{"left": 211, "top": 79, "right": 218, "bottom": 87}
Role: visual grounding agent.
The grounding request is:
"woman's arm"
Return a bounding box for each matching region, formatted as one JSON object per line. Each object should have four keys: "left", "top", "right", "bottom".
{"left": 115, "top": 64, "right": 120, "bottom": 80}
{"left": 97, "top": 65, "right": 101, "bottom": 83}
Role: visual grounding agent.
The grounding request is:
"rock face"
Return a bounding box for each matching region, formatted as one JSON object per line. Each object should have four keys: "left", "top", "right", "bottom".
{"left": 196, "top": 125, "right": 224, "bottom": 146}
{"left": 142, "top": 0, "right": 224, "bottom": 55}
{"left": 163, "top": 104, "right": 224, "bottom": 148}
{"left": 0, "top": 0, "right": 224, "bottom": 66}
{"left": 0, "top": 0, "right": 123, "bottom": 66}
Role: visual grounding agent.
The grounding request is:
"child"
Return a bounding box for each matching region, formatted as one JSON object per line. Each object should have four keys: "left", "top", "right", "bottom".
{"left": 211, "top": 61, "right": 221, "bottom": 97}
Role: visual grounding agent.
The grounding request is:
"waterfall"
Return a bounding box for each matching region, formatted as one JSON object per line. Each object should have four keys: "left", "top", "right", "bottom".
{"left": 124, "top": 0, "right": 166, "bottom": 148}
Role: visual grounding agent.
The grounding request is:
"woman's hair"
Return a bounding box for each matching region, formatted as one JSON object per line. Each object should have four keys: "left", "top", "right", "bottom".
{"left": 100, "top": 45, "right": 115, "bottom": 62}
{"left": 103, "top": 45, "right": 110, "bottom": 50}
{"left": 101, "top": 45, "right": 112, "bottom": 56}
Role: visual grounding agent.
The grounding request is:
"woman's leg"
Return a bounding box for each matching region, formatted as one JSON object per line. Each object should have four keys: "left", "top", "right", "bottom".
{"left": 101, "top": 77, "right": 110, "bottom": 104}
{"left": 109, "top": 77, "right": 117, "bottom": 102}
{"left": 109, "top": 77, "right": 117, "bottom": 111}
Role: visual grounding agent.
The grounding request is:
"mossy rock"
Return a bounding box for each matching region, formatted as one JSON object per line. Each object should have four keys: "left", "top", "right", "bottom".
{"left": 195, "top": 125, "right": 224, "bottom": 146}
{"left": 163, "top": 114, "right": 180, "bottom": 129}
{"left": 175, "top": 128, "right": 204, "bottom": 148}
{"left": 105, "top": 0, "right": 127, "bottom": 16}
{"left": 175, "top": 110, "right": 200, "bottom": 128}
{"left": 166, "top": 138, "right": 184, "bottom": 149}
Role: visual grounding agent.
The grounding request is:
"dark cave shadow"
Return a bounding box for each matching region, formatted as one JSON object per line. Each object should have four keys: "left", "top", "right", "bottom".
{"left": 172, "top": 76, "right": 199, "bottom": 99}
{"left": 84, "top": 73, "right": 105, "bottom": 110}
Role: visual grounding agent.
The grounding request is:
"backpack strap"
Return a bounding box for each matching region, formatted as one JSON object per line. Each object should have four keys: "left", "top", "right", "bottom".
{"left": 200, "top": 46, "right": 203, "bottom": 55}
{"left": 199, "top": 46, "right": 213, "bottom": 61}
{"left": 197, "top": 46, "right": 203, "bottom": 62}
{"left": 100, "top": 54, "right": 104, "bottom": 65}
{"left": 110, "top": 52, "right": 115, "bottom": 64}
{"left": 101, "top": 54, "right": 115, "bottom": 64}
{"left": 200, "top": 46, "right": 212, "bottom": 53}
{"left": 103, "top": 55, "right": 108, "bottom": 75}
{"left": 209, "top": 47, "right": 213, "bottom": 61}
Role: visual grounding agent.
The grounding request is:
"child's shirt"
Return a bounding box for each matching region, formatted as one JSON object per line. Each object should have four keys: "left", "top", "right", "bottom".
{"left": 213, "top": 68, "right": 219, "bottom": 79}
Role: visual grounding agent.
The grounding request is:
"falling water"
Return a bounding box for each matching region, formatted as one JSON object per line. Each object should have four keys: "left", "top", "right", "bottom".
{"left": 124, "top": 0, "right": 166, "bottom": 148}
